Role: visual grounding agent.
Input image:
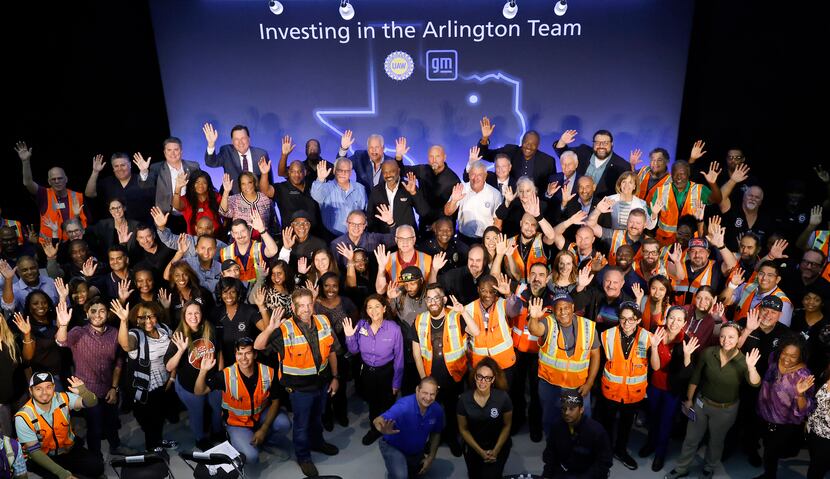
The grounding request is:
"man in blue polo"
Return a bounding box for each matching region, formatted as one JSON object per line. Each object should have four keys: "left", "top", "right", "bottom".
{"left": 373, "top": 376, "right": 444, "bottom": 479}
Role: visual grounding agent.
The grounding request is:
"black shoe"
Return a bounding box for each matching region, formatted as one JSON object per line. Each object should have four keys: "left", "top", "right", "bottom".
{"left": 700, "top": 468, "right": 714, "bottom": 479}
{"left": 529, "top": 427, "right": 543, "bottom": 443}
{"left": 195, "top": 438, "right": 213, "bottom": 451}
{"left": 362, "top": 429, "right": 381, "bottom": 446}
{"left": 336, "top": 413, "right": 349, "bottom": 427}
{"left": 448, "top": 440, "right": 463, "bottom": 457}
{"left": 747, "top": 450, "right": 763, "bottom": 467}
{"left": 651, "top": 455, "right": 665, "bottom": 472}
{"left": 614, "top": 450, "right": 638, "bottom": 470}
{"left": 639, "top": 443, "right": 656, "bottom": 458}
{"left": 323, "top": 415, "right": 334, "bottom": 432}
{"left": 299, "top": 461, "right": 318, "bottom": 477}
{"left": 311, "top": 442, "right": 339, "bottom": 456}
{"left": 160, "top": 439, "right": 178, "bottom": 449}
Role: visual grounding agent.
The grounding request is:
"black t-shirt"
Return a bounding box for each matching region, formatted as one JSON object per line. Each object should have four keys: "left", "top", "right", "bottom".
{"left": 272, "top": 182, "right": 324, "bottom": 237}
{"left": 214, "top": 304, "right": 262, "bottom": 365}
{"left": 720, "top": 208, "right": 774, "bottom": 252}
{"left": 163, "top": 331, "right": 218, "bottom": 393}
{"left": 456, "top": 389, "right": 513, "bottom": 450}
{"left": 0, "top": 345, "right": 19, "bottom": 404}
{"left": 736, "top": 320, "right": 794, "bottom": 376}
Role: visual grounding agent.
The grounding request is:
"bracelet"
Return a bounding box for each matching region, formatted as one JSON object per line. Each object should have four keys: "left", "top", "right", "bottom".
{"left": 257, "top": 230, "right": 266, "bottom": 235}
{"left": 110, "top": 386, "right": 119, "bottom": 392}
{"left": 535, "top": 213, "right": 544, "bottom": 222}
{"left": 22, "top": 338, "right": 34, "bottom": 344}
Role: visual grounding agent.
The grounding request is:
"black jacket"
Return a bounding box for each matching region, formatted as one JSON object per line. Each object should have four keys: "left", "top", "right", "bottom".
{"left": 553, "top": 143, "right": 629, "bottom": 199}
{"left": 366, "top": 182, "right": 429, "bottom": 234}
{"left": 543, "top": 415, "right": 612, "bottom": 479}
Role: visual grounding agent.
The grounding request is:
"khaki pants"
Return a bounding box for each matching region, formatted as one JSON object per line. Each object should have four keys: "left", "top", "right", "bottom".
{"left": 673, "top": 398, "right": 739, "bottom": 473}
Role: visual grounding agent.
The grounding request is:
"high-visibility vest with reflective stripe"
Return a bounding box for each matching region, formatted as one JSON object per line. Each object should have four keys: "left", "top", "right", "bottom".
{"left": 221, "top": 363, "right": 273, "bottom": 428}
{"left": 511, "top": 294, "right": 552, "bottom": 354}
{"left": 727, "top": 262, "right": 758, "bottom": 287}
{"left": 638, "top": 297, "right": 665, "bottom": 332}
{"left": 15, "top": 393, "right": 75, "bottom": 456}
{"left": 1, "top": 219, "right": 24, "bottom": 245}
{"left": 40, "top": 188, "right": 87, "bottom": 241}
{"left": 632, "top": 257, "right": 668, "bottom": 284}
{"left": 415, "top": 309, "right": 468, "bottom": 382}
{"left": 510, "top": 235, "right": 547, "bottom": 282}
{"left": 538, "top": 315, "right": 596, "bottom": 388}
{"left": 734, "top": 284, "right": 791, "bottom": 322}
{"left": 279, "top": 315, "right": 334, "bottom": 378}
{"left": 654, "top": 182, "right": 704, "bottom": 246}
{"left": 674, "top": 260, "right": 715, "bottom": 306}
{"left": 600, "top": 327, "right": 650, "bottom": 403}
{"left": 636, "top": 167, "right": 671, "bottom": 201}
{"left": 467, "top": 298, "right": 516, "bottom": 370}
{"left": 607, "top": 230, "right": 642, "bottom": 266}
{"left": 220, "top": 241, "right": 264, "bottom": 284}
{"left": 810, "top": 230, "right": 830, "bottom": 258}
{"left": 386, "top": 251, "right": 432, "bottom": 281}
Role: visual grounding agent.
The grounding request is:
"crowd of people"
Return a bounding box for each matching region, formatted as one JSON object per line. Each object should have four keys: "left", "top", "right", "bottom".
{"left": 0, "top": 118, "right": 829, "bottom": 479}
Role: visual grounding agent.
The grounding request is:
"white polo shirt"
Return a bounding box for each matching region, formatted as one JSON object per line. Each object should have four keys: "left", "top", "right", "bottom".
{"left": 457, "top": 182, "right": 502, "bottom": 238}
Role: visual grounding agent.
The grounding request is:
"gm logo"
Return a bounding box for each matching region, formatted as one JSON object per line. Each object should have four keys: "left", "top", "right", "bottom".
{"left": 426, "top": 50, "right": 457, "bottom": 81}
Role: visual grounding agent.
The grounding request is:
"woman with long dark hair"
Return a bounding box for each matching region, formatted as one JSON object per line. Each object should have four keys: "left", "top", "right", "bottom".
{"left": 343, "top": 294, "right": 403, "bottom": 445}
{"left": 457, "top": 357, "right": 513, "bottom": 479}
{"left": 165, "top": 261, "right": 214, "bottom": 328}
{"left": 172, "top": 170, "right": 223, "bottom": 235}
{"left": 260, "top": 259, "right": 294, "bottom": 315}
{"left": 632, "top": 274, "right": 674, "bottom": 332}
{"left": 13, "top": 291, "right": 64, "bottom": 384}
{"left": 219, "top": 171, "right": 275, "bottom": 240}
{"left": 0, "top": 313, "right": 23, "bottom": 436}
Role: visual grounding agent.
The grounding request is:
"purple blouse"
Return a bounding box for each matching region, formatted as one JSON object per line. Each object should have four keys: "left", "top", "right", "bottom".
{"left": 757, "top": 357, "right": 816, "bottom": 425}
{"left": 345, "top": 319, "right": 404, "bottom": 389}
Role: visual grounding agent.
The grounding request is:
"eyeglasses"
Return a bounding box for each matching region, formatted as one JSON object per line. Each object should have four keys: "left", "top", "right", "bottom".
{"left": 593, "top": 140, "right": 611, "bottom": 147}
{"left": 137, "top": 314, "right": 156, "bottom": 321}
{"left": 292, "top": 220, "right": 310, "bottom": 227}
{"left": 109, "top": 205, "right": 124, "bottom": 211}
{"left": 347, "top": 222, "right": 366, "bottom": 228}
{"left": 475, "top": 374, "right": 494, "bottom": 383}
{"left": 619, "top": 316, "right": 640, "bottom": 323}
{"left": 801, "top": 259, "right": 823, "bottom": 268}
{"left": 425, "top": 296, "right": 443, "bottom": 304}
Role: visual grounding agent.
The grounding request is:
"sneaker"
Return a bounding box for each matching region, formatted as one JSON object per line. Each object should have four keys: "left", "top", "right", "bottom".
{"left": 663, "top": 469, "right": 689, "bottom": 479}
{"left": 160, "top": 439, "right": 178, "bottom": 449}
{"left": 362, "top": 429, "right": 381, "bottom": 446}
{"left": 311, "top": 442, "right": 339, "bottom": 456}
{"left": 639, "top": 443, "right": 656, "bottom": 458}
{"left": 299, "top": 461, "right": 318, "bottom": 477}
{"left": 614, "top": 450, "right": 638, "bottom": 470}
{"left": 109, "top": 445, "right": 140, "bottom": 456}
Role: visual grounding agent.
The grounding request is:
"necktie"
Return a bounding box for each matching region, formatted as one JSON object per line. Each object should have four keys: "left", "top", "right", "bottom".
{"left": 241, "top": 154, "right": 250, "bottom": 172}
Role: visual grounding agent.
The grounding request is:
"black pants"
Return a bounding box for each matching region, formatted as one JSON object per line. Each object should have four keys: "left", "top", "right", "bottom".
{"left": 85, "top": 397, "right": 122, "bottom": 455}
{"left": 436, "top": 374, "right": 464, "bottom": 446}
{"left": 133, "top": 387, "right": 167, "bottom": 450}
{"left": 807, "top": 432, "right": 830, "bottom": 479}
{"left": 463, "top": 442, "right": 511, "bottom": 479}
{"left": 27, "top": 444, "right": 104, "bottom": 479}
{"left": 361, "top": 361, "right": 397, "bottom": 423}
{"left": 761, "top": 421, "right": 803, "bottom": 478}
{"left": 324, "top": 353, "right": 350, "bottom": 424}
{"left": 509, "top": 350, "right": 541, "bottom": 435}
{"left": 597, "top": 396, "right": 641, "bottom": 453}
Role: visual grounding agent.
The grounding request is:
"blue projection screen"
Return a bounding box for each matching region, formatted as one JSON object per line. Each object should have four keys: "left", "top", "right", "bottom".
{"left": 149, "top": 0, "right": 694, "bottom": 185}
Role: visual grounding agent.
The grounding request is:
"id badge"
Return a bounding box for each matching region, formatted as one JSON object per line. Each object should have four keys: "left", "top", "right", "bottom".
{"left": 695, "top": 397, "right": 704, "bottom": 409}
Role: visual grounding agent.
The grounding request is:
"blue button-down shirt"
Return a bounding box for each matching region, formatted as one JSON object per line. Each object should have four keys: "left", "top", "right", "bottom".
{"left": 1, "top": 271, "right": 59, "bottom": 312}
{"left": 345, "top": 319, "right": 404, "bottom": 389}
{"left": 310, "top": 180, "right": 367, "bottom": 236}
{"left": 184, "top": 257, "right": 223, "bottom": 292}
{"left": 381, "top": 394, "right": 444, "bottom": 456}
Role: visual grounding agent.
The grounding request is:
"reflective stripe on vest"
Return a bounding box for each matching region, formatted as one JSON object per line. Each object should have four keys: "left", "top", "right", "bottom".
{"left": 40, "top": 189, "right": 86, "bottom": 241}
{"left": 415, "top": 309, "right": 468, "bottom": 380}
{"left": 601, "top": 327, "right": 649, "bottom": 387}
{"left": 388, "top": 251, "right": 431, "bottom": 281}
{"left": 510, "top": 234, "right": 547, "bottom": 281}
{"left": 14, "top": 393, "right": 75, "bottom": 456}
{"left": 735, "top": 284, "right": 790, "bottom": 321}
{"left": 538, "top": 315, "right": 595, "bottom": 388}
{"left": 655, "top": 182, "right": 702, "bottom": 239}
{"left": 280, "top": 315, "right": 334, "bottom": 376}
{"left": 811, "top": 230, "right": 830, "bottom": 257}
{"left": 220, "top": 242, "right": 264, "bottom": 283}
{"left": 221, "top": 363, "right": 273, "bottom": 426}
{"left": 674, "top": 260, "right": 715, "bottom": 294}
{"left": 468, "top": 298, "right": 515, "bottom": 368}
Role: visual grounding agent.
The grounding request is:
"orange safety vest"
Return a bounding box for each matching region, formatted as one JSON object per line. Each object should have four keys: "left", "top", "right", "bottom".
{"left": 606, "top": 230, "right": 642, "bottom": 266}
{"left": 415, "top": 308, "right": 468, "bottom": 382}
{"left": 538, "top": 315, "right": 596, "bottom": 388}
{"left": 674, "top": 260, "right": 716, "bottom": 306}
{"left": 727, "top": 262, "right": 758, "bottom": 287}
{"left": 15, "top": 393, "right": 75, "bottom": 456}
{"left": 600, "top": 327, "right": 650, "bottom": 404}
{"left": 386, "top": 250, "right": 432, "bottom": 281}
{"left": 510, "top": 234, "right": 548, "bottom": 281}
{"left": 1, "top": 219, "right": 24, "bottom": 245}
{"left": 220, "top": 241, "right": 264, "bottom": 283}
{"left": 40, "top": 189, "right": 87, "bottom": 241}
{"left": 511, "top": 294, "right": 553, "bottom": 354}
{"left": 466, "top": 298, "right": 516, "bottom": 370}
{"left": 279, "top": 315, "right": 334, "bottom": 378}
{"left": 221, "top": 363, "right": 274, "bottom": 428}
{"left": 810, "top": 230, "right": 830, "bottom": 258}
{"left": 636, "top": 167, "right": 671, "bottom": 201}
{"left": 733, "top": 284, "right": 791, "bottom": 322}
{"left": 653, "top": 182, "right": 704, "bottom": 246}
{"left": 638, "top": 297, "right": 665, "bottom": 332}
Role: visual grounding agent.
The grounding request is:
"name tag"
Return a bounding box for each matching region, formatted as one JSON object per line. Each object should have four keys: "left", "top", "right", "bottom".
{"left": 56, "top": 202, "right": 66, "bottom": 209}
{"left": 359, "top": 327, "right": 369, "bottom": 336}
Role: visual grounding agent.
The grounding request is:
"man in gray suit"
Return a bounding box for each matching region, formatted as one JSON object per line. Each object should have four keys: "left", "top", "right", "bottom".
{"left": 136, "top": 137, "right": 201, "bottom": 232}
{"left": 203, "top": 123, "right": 271, "bottom": 194}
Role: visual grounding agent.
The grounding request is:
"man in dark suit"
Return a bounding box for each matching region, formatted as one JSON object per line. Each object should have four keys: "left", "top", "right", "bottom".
{"left": 336, "top": 129, "right": 400, "bottom": 193}
{"left": 274, "top": 136, "right": 333, "bottom": 188}
{"left": 203, "top": 123, "right": 271, "bottom": 194}
{"left": 476, "top": 116, "right": 557, "bottom": 194}
{"left": 544, "top": 150, "right": 581, "bottom": 207}
{"left": 136, "top": 137, "right": 201, "bottom": 233}
{"left": 366, "top": 160, "right": 428, "bottom": 233}
{"left": 553, "top": 129, "right": 630, "bottom": 198}
{"left": 463, "top": 149, "right": 515, "bottom": 197}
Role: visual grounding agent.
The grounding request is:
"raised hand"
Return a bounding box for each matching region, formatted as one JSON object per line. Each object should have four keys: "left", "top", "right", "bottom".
{"left": 250, "top": 208, "right": 266, "bottom": 233}
{"left": 449, "top": 295, "right": 464, "bottom": 314}
{"left": 12, "top": 312, "right": 31, "bottom": 335}
{"left": 468, "top": 145, "right": 482, "bottom": 164}
{"left": 546, "top": 181, "right": 561, "bottom": 198}
{"left": 281, "top": 135, "right": 295, "bottom": 157}
{"left": 340, "top": 129, "right": 355, "bottom": 151}
{"left": 480, "top": 116, "right": 496, "bottom": 140}
{"left": 252, "top": 285, "right": 266, "bottom": 307}
{"left": 297, "top": 256, "right": 310, "bottom": 275}
{"left": 342, "top": 317, "right": 357, "bottom": 337}
{"left": 282, "top": 226, "right": 296, "bottom": 250}
{"left": 109, "top": 300, "right": 130, "bottom": 323}
{"left": 524, "top": 194, "right": 541, "bottom": 217}
{"left": 450, "top": 183, "right": 466, "bottom": 203}
{"left": 316, "top": 158, "right": 332, "bottom": 181}
{"left": 730, "top": 266, "right": 746, "bottom": 286}
{"left": 813, "top": 165, "right": 830, "bottom": 183}
{"left": 41, "top": 240, "right": 58, "bottom": 260}
{"left": 118, "top": 279, "right": 134, "bottom": 304}
{"left": 116, "top": 222, "right": 133, "bottom": 244}
{"left": 577, "top": 265, "right": 595, "bottom": 290}
{"left": 701, "top": 161, "right": 721, "bottom": 184}
{"left": 158, "top": 288, "right": 172, "bottom": 309}
{"left": 709, "top": 301, "right": 725, "bottom": 319}
{"left": 54, "top": 277, "right": 69, "bottom": 301}
{"left": 809, "top": 205, "right": 824, "bottom": 227}
{"left": 558, "top": 129, "right": 578, "bottom": 146}
{"left": 560, "top": 188, "right": 576, "bottom": 207}
{"left": 590, "top": 252, "right": 608, "bottom": 272}
{"left": 395, "top": 137, "right": 410, "bottom": 158}
{"left": 375, "top": 418, "right": 399, "bottom": 435}
{"left": 81, "top": 258, "right": 98, "bottom": 277}
{"left": 402, "top": 171, "right": 417, "bottom": 196}
{"left": 668, "top": 242, "right": 683, "bottom": 265}
{"left": 336, "top": 242, "right": 355, "bottom": 262}
{"left": 386, "top": 280, "right": 401, "bottom": 300}
{"left": 132, "top": 152, "right": 151, "bottom": 172}
{"left": 174, "top": 172, "right": 189, "bottom": 192}
{"left": 495, "top": 273, "right": 512, "bottom": 296}
{"left": 91, "top": 154, "right": 105, "bottom": 173}
{"left": 375, "top": 204, "right": 394, "bottom": 226}
{"left": 495, "top": 233, "right": 510, "bottom": 257}
{"left": 689, "top": 140, "right": 706, "bottom": 163}
{"left": 596, "top": 196, "right": 615, "bottom": 214}
{"left": 503, "top": 186, "right": 516, "bottom": 206}
{"left": 528, "top": 297, "right": 544, "bottom": 319}
{"left": 652, "top": 327, "right": 667, "bottom": 346}
{"left": 631, "top": 283, "right": 645, "bottom": 304}
{"left": 66, "top": 376, "right": 85, "bottom": 394}
{"left": 266, "top": 307, "right": 287, "bottom": 331}
{"left": 629, "top": 148, "right": 642, "bottom": 169}
{"left": 42, "top": 218, "right": 59, "bottom": 238}
{"left": 746, "top": 307, "right": 760, "bottom": 331}
{"left": 258, "top": 156, "right": 271, "bottom": 175}
{"left": 172, "top": 331, "right": 189, "bottom": 352}
{"left": 683, "top": 336, "right": 700, "bottom": 357}
{"left": 202, "top": 123, "right": 219, "bottom": 148}
{"left": 651, "top": 196, "right": 665, "bottom": 215}
{"left": 305, "top": 279, "right": 319, "bottom": 300}
{"left": 374, "top": 244, "right": 390, "bottom": 269}
{"left": 796, "top": 375, "right": 816, "bottom": 395}
{"left": 150, "top": 206, "right": 169, "bottom": 229}
{"left": 222, "top": 173, "right": 233, "bottom": 193}
{"left": 767, "top": 239, "right": 789, "bottom": 260}
{"left": 729, "top": 163, "right": 750, "bottom": 183}
{"left": 745, "top": 347, "right": 761, "bottom": 369}
{"left": 14, "top": 141, "right": 32, "bottom": 162}
{"left": 24, "top": 225, "right": 38, "bottom": 245}
{"left": 200, "top": 352, "right": 216, "bottom": 371}
{"left": 432, "top": 251, "right": 447, "bottom": 272}
{"left": 176, "top": 233, "right": 190, "bottom": 254}
{"left": 568, "top": 209, "right": 588, "bottom": 226}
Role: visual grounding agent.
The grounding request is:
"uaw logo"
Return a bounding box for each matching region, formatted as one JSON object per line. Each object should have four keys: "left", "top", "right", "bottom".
{"left": 385, "top": 51, "right": 414, "bottom": 81}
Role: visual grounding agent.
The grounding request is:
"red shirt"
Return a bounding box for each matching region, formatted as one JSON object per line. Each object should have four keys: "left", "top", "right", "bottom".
{"left": 651, "top": 330, "right": 684, "bottom": 391}
{"left": 181, "top": 193, "right": 222, "bottom": 234}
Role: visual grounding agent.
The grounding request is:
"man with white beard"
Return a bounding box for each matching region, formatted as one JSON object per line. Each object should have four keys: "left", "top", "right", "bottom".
{"left": 720, "top": 183, "right": 773, "bottom": 251}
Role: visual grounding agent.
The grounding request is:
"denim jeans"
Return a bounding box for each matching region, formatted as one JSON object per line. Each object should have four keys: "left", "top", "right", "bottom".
{"left": 539, "top": 380, "right": 591, "bottom": 439}
{"left": 226, "top": 412, "right": 291, "bottom": 465}
{"left": 378, "top": 438, "right": 422, "bottom": 479}
{"left": 175, "top": 379, "right": 223, "bottom": 441}
{"left": 289, "top": 385, "right": 328, "bottom": 462}
{"left": 85, "top": 398, "right": 122, "bottom": 455}
{"left": 645, "top": 384, "right": 681, "bottom": 459}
